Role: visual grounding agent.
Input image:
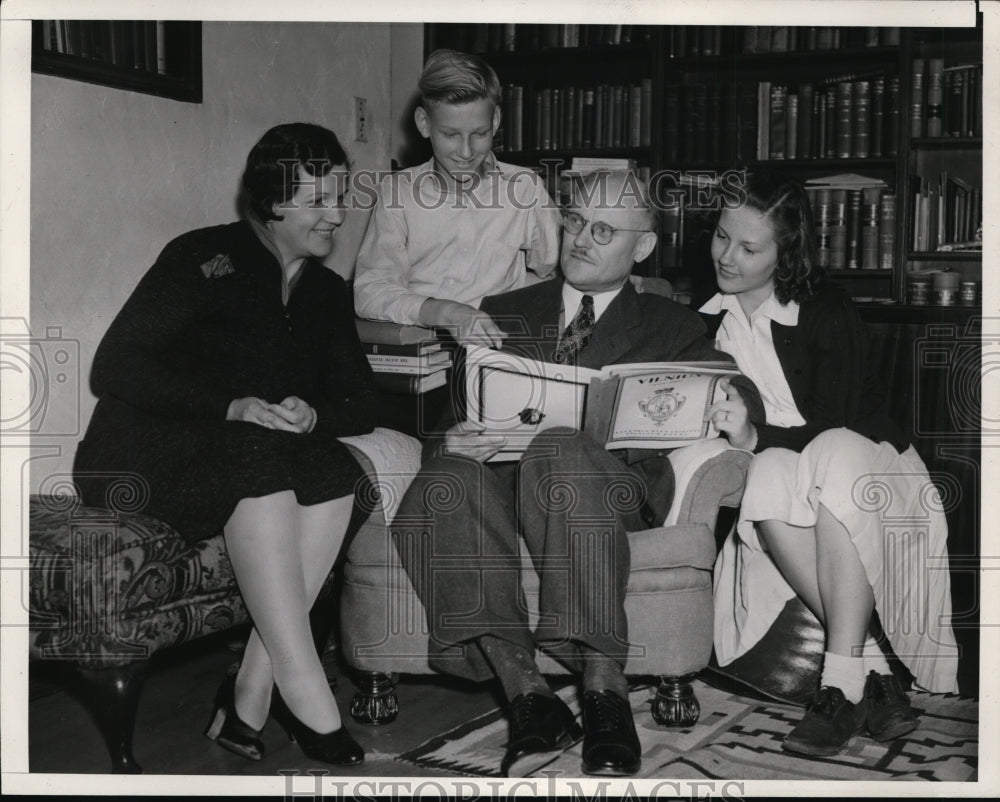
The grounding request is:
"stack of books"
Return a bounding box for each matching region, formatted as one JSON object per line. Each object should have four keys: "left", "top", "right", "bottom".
{"left": 355, "top": 320, "right": 452, "bottom": 395}
{"left": 910, "top": 58, "right": 983, "bottom": 139}
{"left": 805, "top": 175, "right": 892, "bottom": 270}
{"left": 910, "top": 173, "right": 982, "bottom": 252}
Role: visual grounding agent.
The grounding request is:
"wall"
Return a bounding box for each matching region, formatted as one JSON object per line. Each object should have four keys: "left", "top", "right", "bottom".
{"left": 389, "top": 22, "right": 429, "bottom": 168}
{"left": 29, "top": 21, "right": 393, "bottom": 492}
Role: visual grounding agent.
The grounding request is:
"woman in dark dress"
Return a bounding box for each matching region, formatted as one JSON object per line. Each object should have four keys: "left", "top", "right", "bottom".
{"left": 74, "top": 123, "right": 378, "bottom": 765}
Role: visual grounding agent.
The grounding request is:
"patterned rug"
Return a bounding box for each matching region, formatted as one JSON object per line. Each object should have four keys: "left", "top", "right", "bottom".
{"left": 396, "top": 679, "right": 978, "bottom": 781}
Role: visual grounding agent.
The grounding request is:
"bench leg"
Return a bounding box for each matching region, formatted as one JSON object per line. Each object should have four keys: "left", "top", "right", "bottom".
{"left": 651, "top": 673, "right": 700, "bottom": 728}
{"left": 77, "top": 661, "right": 147, "bottom": 773}
{"left": 350, "top": 671, "right": 398, "bottom": 725}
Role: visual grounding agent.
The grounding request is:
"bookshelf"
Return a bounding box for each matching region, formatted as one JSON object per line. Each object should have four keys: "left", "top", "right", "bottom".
{"left": 424, "top": 21, "right": 982, "bottom": 309}
{"left": 31, "top": 20, "right": 202, "bottom": 103}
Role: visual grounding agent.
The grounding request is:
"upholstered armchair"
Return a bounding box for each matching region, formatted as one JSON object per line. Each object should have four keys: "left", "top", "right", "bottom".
{"left": 338, "top": 430, "right": 751, "bottom": 728}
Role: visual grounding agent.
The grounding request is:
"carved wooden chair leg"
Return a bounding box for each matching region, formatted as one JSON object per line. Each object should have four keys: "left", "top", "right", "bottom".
{"left": 350, "top": 671, "right": 399, "bottom": 725}
{"left": 76, "top": 661, "right": 148, "bottom": 773}
{"left": 651, "top": 673, "right": 700, "bottom": 727}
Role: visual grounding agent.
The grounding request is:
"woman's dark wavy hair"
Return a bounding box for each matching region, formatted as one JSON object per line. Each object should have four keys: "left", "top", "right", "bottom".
{"left": 241, "top": 123, "right": 349, "bottom": 223}
{"left": 721, "top": 170, "right": 824, "bottom": 304}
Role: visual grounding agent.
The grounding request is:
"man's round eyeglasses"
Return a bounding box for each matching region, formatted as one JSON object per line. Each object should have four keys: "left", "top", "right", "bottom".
{"left": 561, "top": 211, "right": 651, "bottom": 246}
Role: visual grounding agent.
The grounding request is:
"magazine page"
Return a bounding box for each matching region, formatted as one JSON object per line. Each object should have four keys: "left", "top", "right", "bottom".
{"left": 464, "top": 345, "right": 601, "bottom": 461}
{"left": 596, "top": 367, "right": 738, "bottom": 449}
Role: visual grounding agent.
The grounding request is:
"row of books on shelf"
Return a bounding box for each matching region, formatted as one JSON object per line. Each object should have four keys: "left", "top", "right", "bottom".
{"left": 911, "top": 59, "right": 982, "bottom": 139}
{"left": 751, "top": 74, "right": 900, "bottom": 162}
{"left": 911, "top": 174, "right": 982, "bottom": 252}
{"left": 355, "top": 319, "right": 450, "bottom": 394}
{"left": 38, "top": 20, "right": 171, "bottom": 75}
{"left": 738, "top": 25, "right": 900, "bottom": 55}
{"left": 658, "top": 74, "right": 901, "bottom": 166}
{"left": 438, "top": 23, "right": 654, "bottom": 54}
{"left": 805, "top": 178, "right": 895, "bottom": 271}
{"left": 495, "top": 81, "right": 653, "bottom": 153}
{"left": 437, "top": 23, "right": 902, "bottom": 57}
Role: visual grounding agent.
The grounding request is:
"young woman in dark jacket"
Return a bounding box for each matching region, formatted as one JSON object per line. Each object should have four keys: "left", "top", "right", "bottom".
{"left": 699, "top": 171, "right": 957, "bottom": 758}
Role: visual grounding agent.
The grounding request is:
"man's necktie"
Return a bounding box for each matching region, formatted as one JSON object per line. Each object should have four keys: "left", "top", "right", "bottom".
{"left": 553, "top": 294, "right": 595, "bottom": 365}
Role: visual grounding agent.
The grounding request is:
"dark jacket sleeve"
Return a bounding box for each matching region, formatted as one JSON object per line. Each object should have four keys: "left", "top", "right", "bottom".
{"left": 751, "top": 291, "right": 866, "bottom": 453}
{"left": 90, "top": 234, "right": 234, "bottom": 421}
{"left": 310, "top": 273, "right": 381, "bottom": 438}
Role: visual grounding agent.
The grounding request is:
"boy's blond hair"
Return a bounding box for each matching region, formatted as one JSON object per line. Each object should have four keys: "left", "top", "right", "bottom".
{"left": 418, "top": 48, "right": 501, "bottom": 107}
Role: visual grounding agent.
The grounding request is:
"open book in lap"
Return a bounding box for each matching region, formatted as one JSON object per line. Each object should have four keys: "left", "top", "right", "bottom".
{"left": 464, "top": 345, "right": 739, "bottom": 461}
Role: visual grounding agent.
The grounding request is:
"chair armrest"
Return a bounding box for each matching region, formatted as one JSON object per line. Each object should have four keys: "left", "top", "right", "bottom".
{"left": 338, "top": 427, "right": 422, "bottom": 523}
{"left": 663, "top": 440, "right": 752, "bottom": 530}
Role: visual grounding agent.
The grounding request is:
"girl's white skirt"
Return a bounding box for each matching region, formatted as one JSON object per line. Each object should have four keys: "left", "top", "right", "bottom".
{"left": 714, "top": 427, "right": 959, "bottom": 693}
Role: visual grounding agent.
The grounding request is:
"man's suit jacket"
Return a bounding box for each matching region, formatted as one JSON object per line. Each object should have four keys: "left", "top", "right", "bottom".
{"left": 431, "top": 278, "right": 731, "bottom": 524}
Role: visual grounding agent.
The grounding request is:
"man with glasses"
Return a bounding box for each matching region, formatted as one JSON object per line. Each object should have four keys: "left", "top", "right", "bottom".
{"left": 391, "top": 170, "right": 747, "bottom": 777}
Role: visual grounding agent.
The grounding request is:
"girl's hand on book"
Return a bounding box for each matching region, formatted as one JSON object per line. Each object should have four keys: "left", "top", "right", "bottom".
{"left": 443, "top": 420, "right": 507, "bottom": 462}
{"left": 706, "top": 378, "right": 757, "bottom": 451}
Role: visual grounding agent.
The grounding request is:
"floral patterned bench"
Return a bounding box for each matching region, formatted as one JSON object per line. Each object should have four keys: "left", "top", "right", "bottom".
{"left": 28, "top": 428, "right": 415, "bottom": 773}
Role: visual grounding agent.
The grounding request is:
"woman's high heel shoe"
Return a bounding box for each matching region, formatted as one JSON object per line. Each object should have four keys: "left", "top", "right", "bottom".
{"left": 204, "top": 676, "right": 266, "bottom": 761}
{"left": 271, "top": 691, "right": 364, "bottom": 766}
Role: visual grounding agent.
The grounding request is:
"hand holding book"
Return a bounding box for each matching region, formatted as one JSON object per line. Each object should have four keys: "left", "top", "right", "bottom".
{"left": 705, "top": 377, "right": 757, "bottom": 451}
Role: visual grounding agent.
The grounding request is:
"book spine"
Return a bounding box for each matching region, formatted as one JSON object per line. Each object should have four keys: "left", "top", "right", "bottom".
{"left": 532, "top": 90, "right": 543, "bottom": 149}
{"left": 786, "top": 92, "right": 798, "bottom": 159}
{"left": 582, "top": 89, "right": 595, "bottom": 149}
{"left": 574, "top": 85, "right": 585, "bottom": 149}
{"left": 879, "top": 192, "right": 895, "bottom": 269}
{"left": 611, "top": 85, "right": 624, "bottom": 148}
{"left": 735, "top": 83, "right": 756, "bottom": 163}
{"left": 846, "top": 189, "right": 862, "bottom": 269}
{"left": 603, "top": 84, "right": 615, "bottom": 148}
{"left": 885, "top": 74, "right": 900, "bottom": 155}
{"left": 512, "top": 85, "right": 524, "bottom": 151}
{"left": 870, "top": 76, "right": 884, "bottom": 158}
{"left": 660, "top": 205, "right": 682, "bottom": 270}
{"left": 156, "top": 21, "right": 167, "bottom": 74}
{"left": 925, "top": 58, "right": 944, "bottom": 137}
{"left": 367, "top": 353, "right": 446, "bottom": 367}
{"left": 861, "top": 188, "right": 880, "bottom": 269}
{"left": 551, "top": 88, "right": 562, "bottom": 149}
{"left": 813, "top": 188, "right": 831, "bottom": 268}
{"left": 757, "top": 81, "right": 771, "bottom": 160}
{"left": 502, "top": 23, "right": 516, "bottom": 52}
{"left": 692, "top": 84, "right": 708, "bottom": 162}
{"left": 946, "top": 69, "right": 963, "bottom": 137}
{"left": 852, "top": 80, "right": 870, "bottom": 158}
{"left": 640, "top": 78, "right": 652, "bottom": 148}
{"left": 828, "top": 189, "right": 847, "bottom": 269}
{"left": 768, "top": 85, "right": 787, "bottom": 160}
{"left": 540, "top": 89, "right": 552, "bottom": 150}
{"left": 629, "top": 84, "right": 642, "bottom": 148}
{"left": 368, "top": 362, "right": 449, "bottom": 375}
{"left": 910, "top": 58, "right": 925, "bottom": 137}
{"left": 960, "top": 65, "right": 971, "bottom": 137}
{"left": 593, "top": 85, "right": 605, "bottom": 149}
{"left": 363, "top": 342, "right": 439, "bottom": 356}
{"left": 824, "top": 88, "right": 836, "bottom": 158}
{"left": 797, "top": 84, "right": 813, "bottom": 159}
{"left": 664, "top": 85, "right": 680, "bottom": 162}
{"left": 835, "top": 82, "right": 853, "bottom": 158}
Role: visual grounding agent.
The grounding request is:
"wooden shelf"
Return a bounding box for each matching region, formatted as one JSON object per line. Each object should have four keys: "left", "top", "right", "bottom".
{"left": 498, "top": 147, "right": 651, "bottom": 163}
{"left": 908, "top": 250, "right": 982, "bottom": 261}
{"left": 911, "top": 137, "right": 982, "bottom": 149}
{"left": 829, "top": 269, "right": 893, "bottom": 278}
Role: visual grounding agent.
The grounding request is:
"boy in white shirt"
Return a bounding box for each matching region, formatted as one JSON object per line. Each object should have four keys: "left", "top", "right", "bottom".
{"left": 353, "top": 49, "right": 561, "bottom": 347}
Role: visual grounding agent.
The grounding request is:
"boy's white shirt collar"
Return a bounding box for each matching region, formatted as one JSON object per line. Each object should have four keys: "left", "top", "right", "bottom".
{"left": 700, "top": 291, "right": 800, "bottom": 326}
{"left": 562, "top": 281, "right": 625, "bottom": 324}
